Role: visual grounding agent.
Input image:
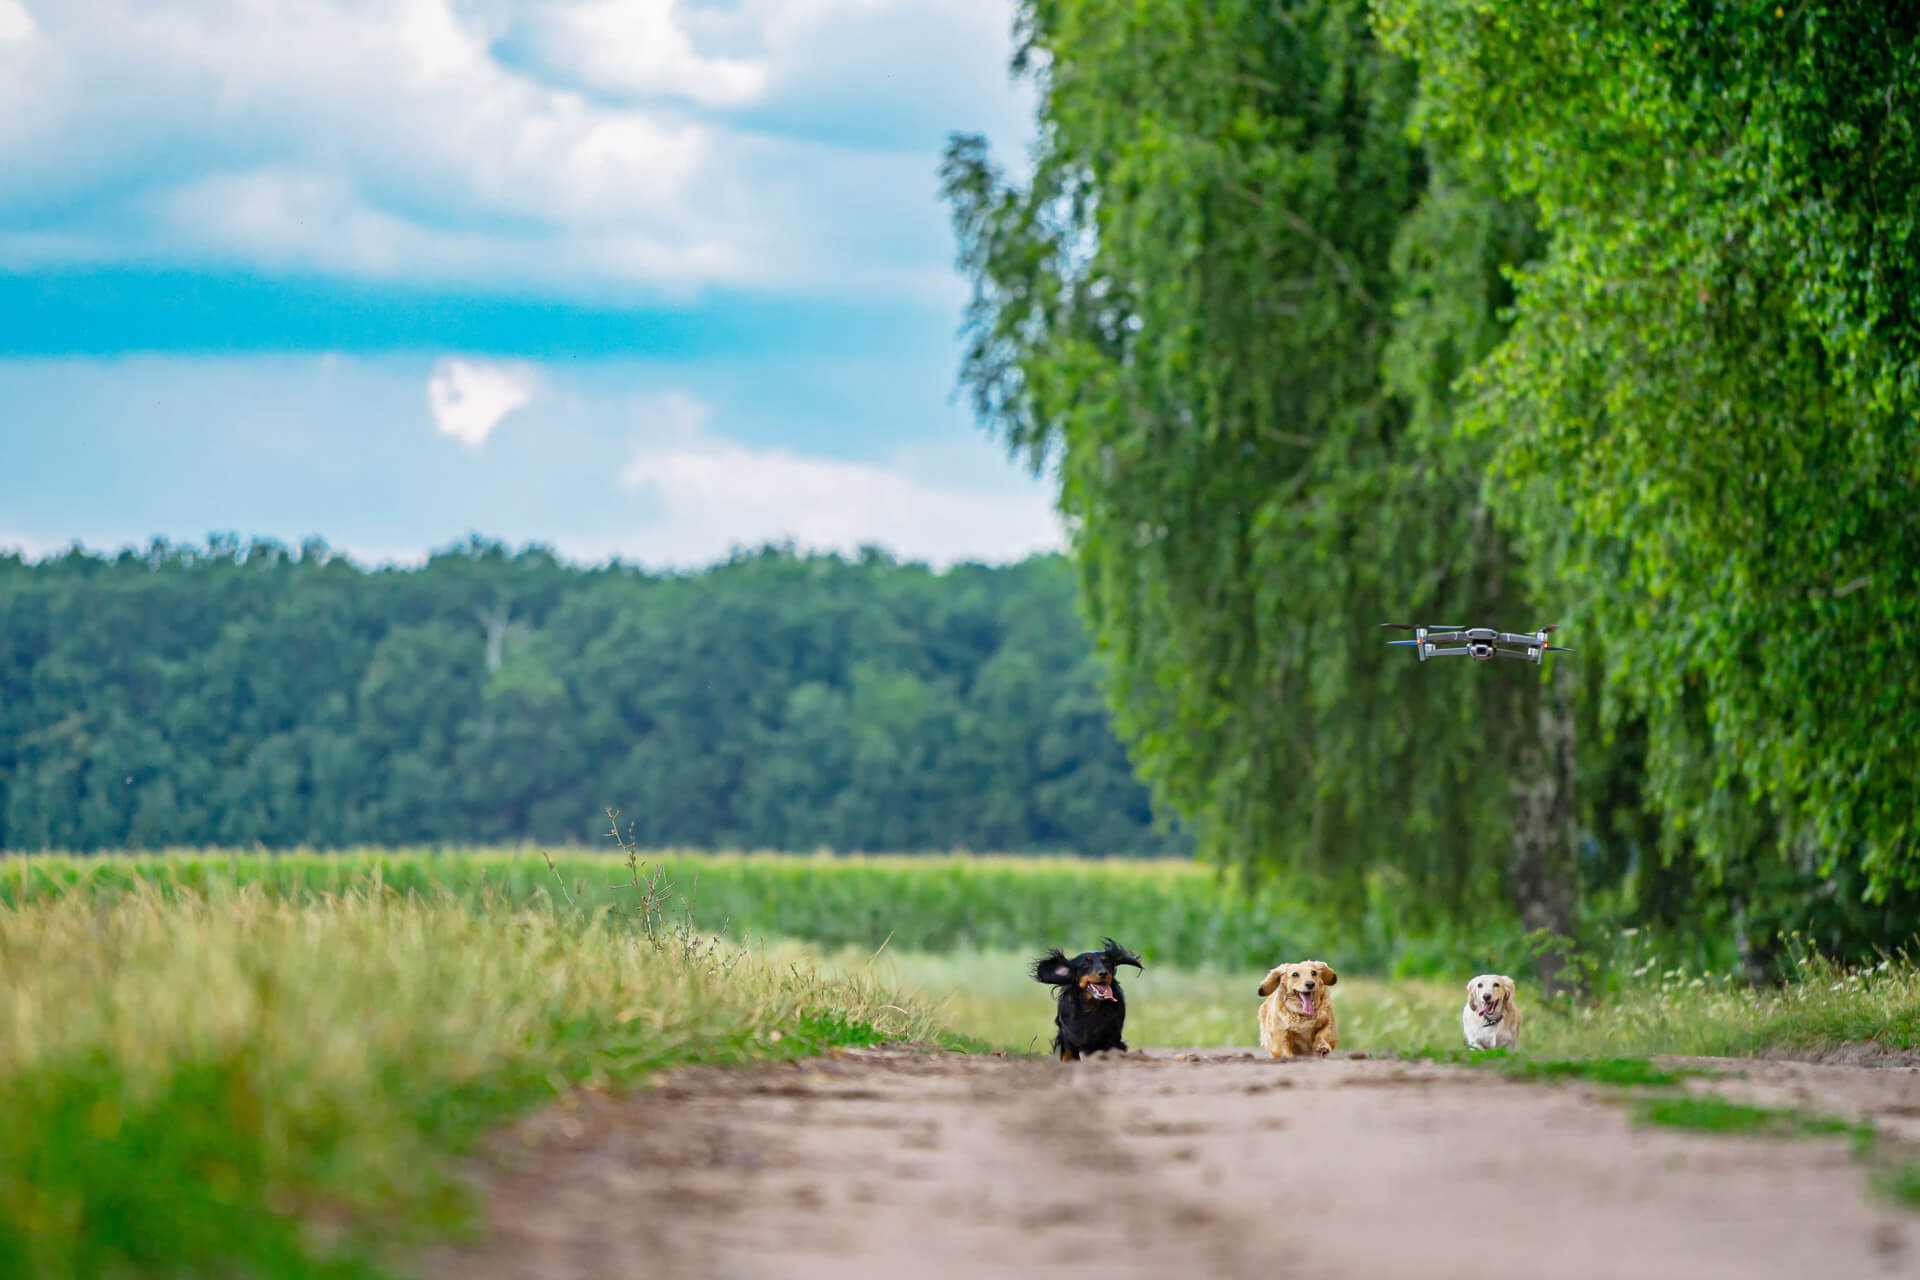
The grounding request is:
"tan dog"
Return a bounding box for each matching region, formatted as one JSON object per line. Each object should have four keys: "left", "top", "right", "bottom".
{"left": 1462, "top": 973, "right": 1521, "bottom": 1050}
{"left": 1257, "top": 959, "right": 1338, "bottom": 1058}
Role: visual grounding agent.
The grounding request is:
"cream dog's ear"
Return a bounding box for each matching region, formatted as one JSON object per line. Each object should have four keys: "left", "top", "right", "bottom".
{"left": 1465, "top": 975, "right": 1480, "bottom": 995}
{"left": 1257, "top": 967, "right": 1283, "bottom": 998}
{"left": 1499, "top": 975, "right": 1517, "bottom": 1004}
{"left": 1319, "top": 962, "right": 1338, "bottom": 987}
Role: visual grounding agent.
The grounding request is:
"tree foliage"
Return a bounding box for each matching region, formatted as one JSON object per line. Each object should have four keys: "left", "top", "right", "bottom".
{"left": 0, "top": 539, "right": 1181, "bottom": 856}
{"left": 942, "top": 0, "right": 1548, "bottom": 925}
{"left": 944, "top": 0, "right": 1920, "bottom": 965}
{"left": 1377, "top": 0, "right": 1920, "bottom": 895}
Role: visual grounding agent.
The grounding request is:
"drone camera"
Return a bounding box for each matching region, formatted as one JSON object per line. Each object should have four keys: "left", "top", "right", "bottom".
{"left": 1383, "top": 620, "right": 1569, "bottom": 667}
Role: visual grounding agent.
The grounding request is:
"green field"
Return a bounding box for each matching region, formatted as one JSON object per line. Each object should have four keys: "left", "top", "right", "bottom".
{"left": 4, "top": 848, "right": 1916, "bottom": 1278}
{"left": 1, "top": 845, "right": 1539, "bottom": 977}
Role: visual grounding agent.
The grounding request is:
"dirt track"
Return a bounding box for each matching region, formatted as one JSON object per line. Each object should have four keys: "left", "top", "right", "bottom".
{"left": 431, "top": 1048, "right": 1920, "bottom": 1280}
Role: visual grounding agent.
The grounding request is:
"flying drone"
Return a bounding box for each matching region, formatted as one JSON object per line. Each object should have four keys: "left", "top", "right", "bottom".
{"left": 1380, "top": 623, "right": 1573, "bottom": 665}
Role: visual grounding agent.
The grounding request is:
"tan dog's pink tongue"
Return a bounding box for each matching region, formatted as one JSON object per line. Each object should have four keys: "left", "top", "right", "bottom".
{"left": 1301, "top": 992, "right": 1314, "bottom": 1016}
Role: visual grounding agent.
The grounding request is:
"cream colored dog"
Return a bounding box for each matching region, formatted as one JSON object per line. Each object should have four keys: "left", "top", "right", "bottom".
{"left": 1257, "top": 959, "right": 1338, "bottom": 1058}
{"left": 1462, "top": 973, "right": 1521, "bottom": 1050}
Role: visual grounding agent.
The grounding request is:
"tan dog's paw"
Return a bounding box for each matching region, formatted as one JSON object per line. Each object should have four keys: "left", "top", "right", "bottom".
{"left": 1314, "top": 1042, "right": 1331, "bottom": 1057}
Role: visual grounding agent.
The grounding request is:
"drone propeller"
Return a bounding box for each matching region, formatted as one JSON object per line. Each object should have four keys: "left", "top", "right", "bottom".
{"left": 1379, "top": 622, "right": 1465, "bottom": 631}
{"left": 1385, "top": 639, "right": 1419, "bottom": 646}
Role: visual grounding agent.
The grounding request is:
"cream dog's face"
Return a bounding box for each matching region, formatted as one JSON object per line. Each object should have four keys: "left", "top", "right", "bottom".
{"left": 1258, "top": 960, "right": 1337, "bottom": 1017}
{"left": 1465, "top": 973, "right": 1515, "bottom": 1018}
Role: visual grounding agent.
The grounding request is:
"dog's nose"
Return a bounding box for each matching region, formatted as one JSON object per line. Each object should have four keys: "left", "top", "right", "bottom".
{"left": 1303, "top": 981, "right": 1315, "bottom": 990}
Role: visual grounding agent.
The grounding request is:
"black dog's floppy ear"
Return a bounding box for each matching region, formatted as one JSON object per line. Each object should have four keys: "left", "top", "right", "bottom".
{"left": 1101, "top": 938, "right": 1144, "bottom": 971}
{"left": 1032, "top": 948, "right": 1074, "bottom": 985}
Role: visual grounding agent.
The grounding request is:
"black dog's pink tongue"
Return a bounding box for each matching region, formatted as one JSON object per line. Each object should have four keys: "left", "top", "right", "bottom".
{"left": 1088, "top": 982, "right": 1115, "bottom": 1002}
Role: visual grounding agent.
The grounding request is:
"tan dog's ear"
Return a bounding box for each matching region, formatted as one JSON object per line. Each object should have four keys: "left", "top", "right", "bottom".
{"left": 1257, "top": 968, "right": 1283, "bottom": 998}
{"left": 1319, "top": 963, "right": 1338, "bottom": 987}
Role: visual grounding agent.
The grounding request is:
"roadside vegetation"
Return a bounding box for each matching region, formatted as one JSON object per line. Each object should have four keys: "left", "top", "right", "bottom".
{"left": 4, "top": 844, "right": 1916, "bottom": 1275}
{"left": 0, "top": 865, "right": 948, "bottom": 1279}
{"left": 14, "top": 849, "right": 1914, "bottom": 1062}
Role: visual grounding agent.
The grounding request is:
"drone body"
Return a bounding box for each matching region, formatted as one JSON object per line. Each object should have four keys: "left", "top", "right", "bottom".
{"left": 1380, "top": 623, "right": 1573, "bottom": 665}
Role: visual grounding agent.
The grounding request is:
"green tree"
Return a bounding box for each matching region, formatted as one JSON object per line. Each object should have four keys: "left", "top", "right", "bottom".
{"left": 0, "top": 536, "right": 1183, "bottom": 857}
{"left": 1375, "top": 0, "right": 1920, "bottom": 954}
{"left": 942, "top": 0, "right": 1575, "bottom": 973}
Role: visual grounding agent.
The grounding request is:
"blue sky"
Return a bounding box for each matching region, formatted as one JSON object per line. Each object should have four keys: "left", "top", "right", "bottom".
{"left": 0, "top": 0, "right": 1057, "bottom": 569}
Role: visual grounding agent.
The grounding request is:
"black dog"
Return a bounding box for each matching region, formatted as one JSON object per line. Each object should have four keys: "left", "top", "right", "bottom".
{"left": 1031, "top": 937, "right": 1144, "bottom": 1061}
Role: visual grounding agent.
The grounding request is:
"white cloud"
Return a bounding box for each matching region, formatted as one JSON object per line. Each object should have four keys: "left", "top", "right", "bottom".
{"left": 0, "top": 0, "right": 1035, "bottom": 303}
{"left": 0, "top": 1, "right": 34, "bottom": 42}
{"left": 426, "top": 357, "right": 538, "bottom": 446}
{"left": 518, "top": 0, "right": 767, "bottom": 107}
{"left": 616, "top": 391, "right": 1061, "bottom": 568}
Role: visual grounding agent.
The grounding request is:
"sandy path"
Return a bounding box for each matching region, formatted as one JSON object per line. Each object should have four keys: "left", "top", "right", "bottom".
{"left": 430, "top": 1048, "right": 1919, "bottom": 1280}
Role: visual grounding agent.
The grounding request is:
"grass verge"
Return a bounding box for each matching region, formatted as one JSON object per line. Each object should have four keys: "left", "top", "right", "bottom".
{"left": 1509, "top": 947, "right": 1920, "bottom": 1058}
{"left": 0, "top": 880, "right": 950, "bottom": 1279}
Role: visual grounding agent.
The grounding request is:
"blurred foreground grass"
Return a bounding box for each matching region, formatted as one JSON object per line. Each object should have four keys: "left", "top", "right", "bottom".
{"left": 0, "top": 882, "right": 944, "bottom": 1279}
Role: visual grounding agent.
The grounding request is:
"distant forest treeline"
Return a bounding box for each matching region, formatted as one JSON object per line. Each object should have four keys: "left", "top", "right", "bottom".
{"left": 0, "top": 538, "right": 1184, "bottom": 855}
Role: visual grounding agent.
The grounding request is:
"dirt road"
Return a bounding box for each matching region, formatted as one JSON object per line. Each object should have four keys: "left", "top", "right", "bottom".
{"left": 431, "top": 1048, "right": 1919, "bottom": 1280}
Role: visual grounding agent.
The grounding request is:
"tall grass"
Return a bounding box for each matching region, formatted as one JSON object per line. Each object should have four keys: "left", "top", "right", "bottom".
{"left": 1, "top": 847, "right": 1537, "bottom": 978}
{"left": 0, "top": 880, "right": 944, "bottom": 1279}
{"left": 1510, "top": 949, "right": 1920, "bottom": 1058}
